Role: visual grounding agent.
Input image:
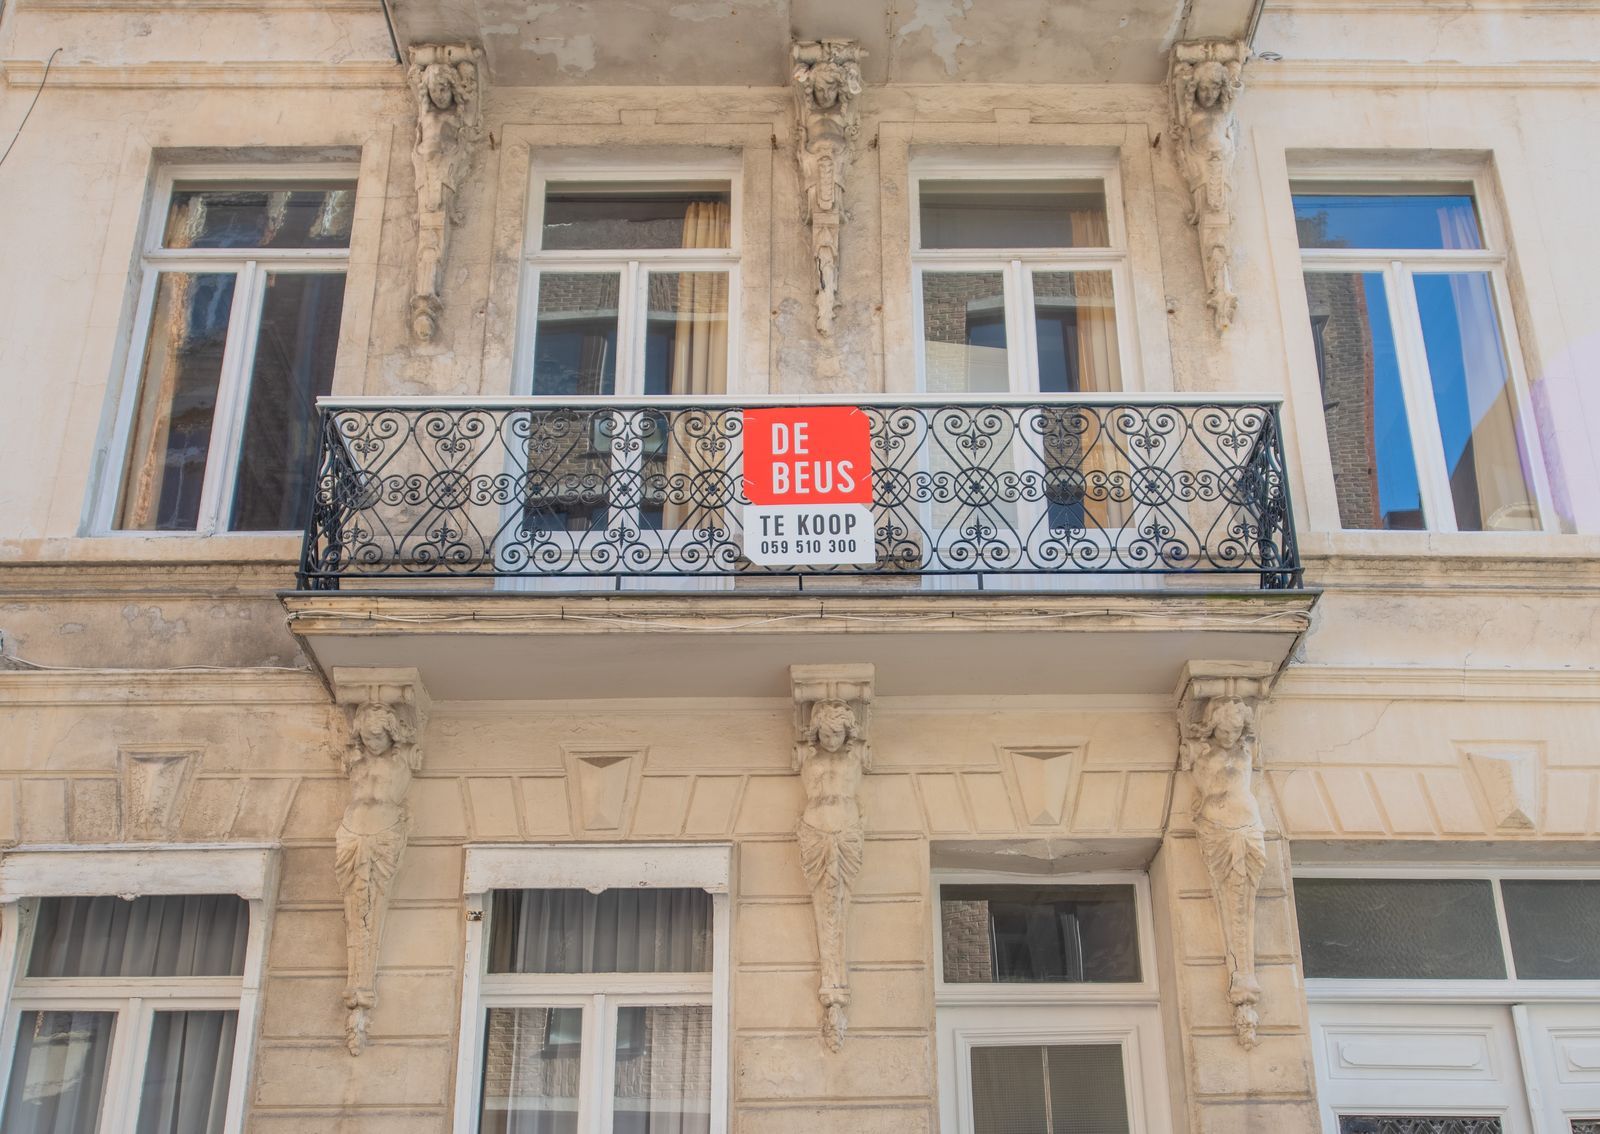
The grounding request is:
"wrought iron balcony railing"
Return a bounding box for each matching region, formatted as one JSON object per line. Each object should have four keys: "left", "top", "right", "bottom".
{"left": 296, "top": 396, "right": 1301, "bottom": 591}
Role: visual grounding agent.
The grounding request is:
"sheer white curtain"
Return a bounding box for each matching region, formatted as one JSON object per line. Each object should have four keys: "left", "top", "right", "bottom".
{"left": 136, "top": 1012, "right": 238, "bottom": 1134}
{"left": 27, "top": 895, "right": 249, "bottom": 978}
{"left": 2, "top": 1010, "right": 115, "bottom": 1134}
{"left": 488, "top": 889, "right": 712, "bottom": 974}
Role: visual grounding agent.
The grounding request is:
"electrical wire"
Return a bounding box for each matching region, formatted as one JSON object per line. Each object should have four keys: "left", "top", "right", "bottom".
{"left": 0, "top": 47, "right": 61, "bottom": 173}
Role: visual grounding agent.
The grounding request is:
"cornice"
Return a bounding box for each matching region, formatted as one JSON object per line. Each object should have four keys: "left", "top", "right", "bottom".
{"left": 0, "top": 60, "right": 404, "bottom": 89}
{"left": 0, "top": 668, "right": 327, "bottom": 706}
{"left": 1249, "top": 59, "right": 1600, "bottom": 88}
{"left": 1274, "top": 665, "right": 1600, "bottom": 703}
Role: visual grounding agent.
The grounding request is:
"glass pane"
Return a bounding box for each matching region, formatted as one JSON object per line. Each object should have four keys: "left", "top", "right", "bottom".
{"left": 1501, "top": 879, "right": 1600, "bottom": 980}
{"left": 922, "top": 271, "right": 1008, "bottom": 394}
{"left": 135, "top": 1012, "right": 238, "bottom": 1134}
{"left": 1032, "top": 271, "right": 1120, "bottom": 394}
{"left": 612, "top": 1005, "right": 711, "bottom": 1134}
{"left": 1413, "top": 272, "right": 1539, "bottom": 531}
{"left": 643, "top": 271, "right": 729, "bottom": 397}
{"left": 1339, "top": 1119, "right": 1502, "bottom": 1134}
{"left": 520, "top": 410, "right": 614, "bottom": 534}
{"left": 532, "top": 273, "right": 620, "bottom": 396}
{"left": 488, "top": 890, "right": 712, "bottom": 974}
{"left": 969, "top": 1044, "right": 1129, "bottom": 1134}
{"left": 1293, "top": 189, "right": 1483, "bottom": 250}
{"left": 919, "top": 179, "right": 1108, "bottom": 249}
{"left": 28, "top": 896, "right": 249, "bottom": 978}
{"left": 163, "top": 184, "right": 355, "bottom": 250}
{"left": 2, "top": 1010, "right": 115, "bottom": 1134}
{"left": 116, "top": 272, "right": 236, "bottom": 531}
{"left": 541, "top": 185, "right": 730, "bottom": 251}
{"left": 1572, "top": 1122, "right": 1600, "bottom": 1134}
{"left": 1304, "top": 271, "right": 1424, "bottom": 530}
{"left": 941, "top": 885, "right": 1140, "bottom": 983}
{"left": 228, "top": 271, "right": 345, "bottom": 531}
{"left": 1295, "top": 878, "right": 1505, "bottom": 979}
{"left": 480, "top": 1007, "right": 582, "bottom": 1134}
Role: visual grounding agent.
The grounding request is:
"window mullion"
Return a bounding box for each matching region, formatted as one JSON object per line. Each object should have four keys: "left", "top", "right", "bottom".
{"left": 105, "top": 997, "right": 148, "bottom": 1134}
{"left": 1003, "top": 260, "right": 1029, "bottom": 395}
{"left": 1491, "top": 879, "right": 1518, "bottom": 980}
{"left": 587, "top": 992, "right": 610, "bottom": 1134}
{"left": 199, "top": 259, "right": 263, "bottom": 535}
{"left": 1388, "top": 260, "right": 1458, "bottom": 533}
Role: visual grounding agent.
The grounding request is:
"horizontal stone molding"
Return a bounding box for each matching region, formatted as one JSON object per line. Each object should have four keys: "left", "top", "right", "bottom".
{"left": 0, "top": 842, "right": 280, "bottom": 901}
{"left": 0, "top": 60, "right": 405, "bottom": 88}
{"left": 1250, "top": 59, "right": 1600, "bottom": 88}
{"left": 0, "top": 669, "right": 325, "bottom": 706}
{"left": 463, "top": 841, "right": 733, "bottom": 894}
{"left": 1272, "top": 665, "right": 1600, "bottom": 703}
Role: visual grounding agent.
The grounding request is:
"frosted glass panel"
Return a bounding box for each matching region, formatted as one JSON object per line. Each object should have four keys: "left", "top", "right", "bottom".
{"left": 480, "top": 1007, "right": 582, "bottom": 1134}
{"left": 612, "top": 1005, "right": 711, "bottom": 1134}
{"left": 2, "top": 1010, "right": 115, "bottom": 1134}
{"left": 1339, "top": 1119, "right": 1501, "bottom": 1134}
{"left": 1296, "top": 878, "right": 1505, "bottom": 979}
{"left": 1501, "top": 879, "right": 1600, "bottom": 980}
{"left": 969, "top": 1043, "right": 1129, "bottom": 1134}
{"left": 941, "top": 885, "right": 1140, "bottom": 983}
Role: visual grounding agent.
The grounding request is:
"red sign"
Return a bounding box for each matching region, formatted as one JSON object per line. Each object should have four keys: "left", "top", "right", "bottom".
{"left": 743, "top": 406, "right": 873, "bottom": 506}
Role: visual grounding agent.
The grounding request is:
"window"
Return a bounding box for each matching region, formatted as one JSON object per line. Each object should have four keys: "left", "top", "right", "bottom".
{"left": 933, "top": 873, "right": 1172, "bottom": 1134}
{"left": 1293, "top": 179, "right": 1552, "bottom": 533}
{"left": 455, "top": 846, "right": 730, "bottom": 1134}
{"left": 99, "top": 165, "right": 355, "bottom": 535}
{"left": 913, "top": 168, "right": 1128, "bottom": 396}
{"left": 1295, "top": 869, "right": 1600, "bottom": 1133}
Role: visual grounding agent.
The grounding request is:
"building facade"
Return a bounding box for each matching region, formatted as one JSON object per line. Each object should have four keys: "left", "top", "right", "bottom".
{"left": 1, "top": 1, "right": 1598, "bottom": 1132}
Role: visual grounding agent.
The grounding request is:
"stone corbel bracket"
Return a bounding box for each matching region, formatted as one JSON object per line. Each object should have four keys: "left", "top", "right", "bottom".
{"left": 790, "top": 662, "right": 874, "bottom": 1051}
{"left": 407, "top": 42, "right": 484, "bottom": 343}
{"left": 1176, "top": 660, "right": 1274, "bottom": 1048}
{"left": 1169, "top": 39, "right": 1248, "bottom": 332}
{"left": 791, "top": 39, "right": 865, "bottom": 337}
{"left": 330, "top": 667, "right": 431, "bottom": 1055}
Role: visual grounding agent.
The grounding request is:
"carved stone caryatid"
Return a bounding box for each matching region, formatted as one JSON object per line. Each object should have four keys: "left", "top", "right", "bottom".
{"left": 331, "top": 668, "right": 430, "bottom": 1055}
{"left": 791, "top": 39, "right": 864, "bottom": 338}
{"left": 1177, "top": 662, "right": 1273, "bottom": 1048}
{"left": 790, "top": 663, "right": 874, "bottom": 1051}
{"left": 407, "top": 43, "right": 483, "bottom": 343}
{"left": 1169, "top": 39, "right": 1248, "bottom": 332}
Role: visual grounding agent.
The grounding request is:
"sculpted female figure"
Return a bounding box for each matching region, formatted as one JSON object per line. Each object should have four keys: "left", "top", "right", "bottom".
{"left": 335, "top": 700, "right": 422, "bottom": 1053}
{"left": 407, "top": 45, "right": 480, "bottom": 341}
{"left": 795, "top": 698, "right": 867, "bottom": 1050}
{"left": 1170, "top": 42, "right": 1246, "bottom": 330}
{"left": 1182, "top": 695, "right": 1267, "bottom": 1046}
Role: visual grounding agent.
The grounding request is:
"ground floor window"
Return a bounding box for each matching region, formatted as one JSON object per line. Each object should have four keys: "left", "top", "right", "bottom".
{"left": 1297, "top": 869, "right": 1600, "bottom": 1134}
{"left": 932, "top": 872, "right": 1173, "bottom": 1134}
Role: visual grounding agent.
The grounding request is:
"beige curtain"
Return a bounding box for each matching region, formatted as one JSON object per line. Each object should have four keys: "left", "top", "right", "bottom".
{"left": 662, "top": 200, "right": 731, "bottom": 532}
{"left": 1066, "top": 210, "right": 1125, "bottom": 531}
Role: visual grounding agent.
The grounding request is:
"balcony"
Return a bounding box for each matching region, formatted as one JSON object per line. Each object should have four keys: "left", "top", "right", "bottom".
{"left": 284, "top": 396, "right": 1313, "bottom": 700}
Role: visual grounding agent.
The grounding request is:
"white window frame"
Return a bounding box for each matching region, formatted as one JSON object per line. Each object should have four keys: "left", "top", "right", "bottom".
{"left": 91, "top": 162, "right": 358, "bottom": 537}
{"left": 909, "top": 154, "right": 1141, "bottom": 396}
{"left": 1292, "top": 166, "right": 1558, "bottom": 535}
{"left": 0, "top": 844, "right": 279, "bottom": 1134}
{"left": 1296, "top": 864, "right": 1600, "bottom": 1134}
{"left": 453, "top": 843, "right": 732, "bottom": 1134}
{"left": 931, "top": 870, "right": 1173, "bottom": 1134}
{"left": 514, "top": 155, "right": 742, "bottom": 400}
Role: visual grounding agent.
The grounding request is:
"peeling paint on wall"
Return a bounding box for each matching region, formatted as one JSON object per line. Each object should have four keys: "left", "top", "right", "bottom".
{"left": 893, "top": 0, "right": 974, "bottom": 78}
{"left": 525, "top": 34, "right": 597, "bottom": 76}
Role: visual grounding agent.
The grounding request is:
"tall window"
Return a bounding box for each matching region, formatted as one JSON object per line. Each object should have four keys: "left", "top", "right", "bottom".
{"left": 1294, "top": 180, "right": 1551, "bottom": 532}
{"left": 913, "top": 170, "right": 1127, "bottom": 396}
{"left": 456, "top": 870, "right": 729, "bottom": 1134}
{"left": 1296, "top": 870, "right": 1600, "bottom": 1133}
{"left": 933, "top": 874, "right": 1172, "bottom": 1134}
{"left": 101, "top": 166, "right": 354, "bottom": 534}
{"left": 521, "top": 178, "right": 736, "bottom": 399}
{"left": 0, "top": 895, "right": 253, "bottom": 1134}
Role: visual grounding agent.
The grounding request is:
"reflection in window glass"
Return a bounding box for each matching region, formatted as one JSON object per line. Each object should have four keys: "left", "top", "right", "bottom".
{"left": 1032, "top": 271, "right": 1120, "bottom": 394}
{"left": 2, "top": 1010, "right": 116, "bottom": 1134}
{"left": 921, "top": 271, "right": 1008, "bottom": 394}
{"left": 1293, "top": 190, "right": 1483, "bottom": 250}
{"left": 229, "top": 272, "right": 345, "bottom": 531}
{"left": 1413, "top": 272, "right": 1539, "bottom": 531}
{"left": 542, "top": 185, "right": 731, "bottom": 252}
{"left": 919, "top": 180, "right": 1108, "bottom": 249}
{"left": 1304, "top": 271, "right": 1423, "bottom": 530}
{"left": 136, "top": 1011, "right": 238, "bottom": 1134}
{"left": 1501, "top": 879, "right": 1600, "bottom": 980}
{"left": 940, "top": 885, "right": 1140, "bottom": 984}
{"left": 969, "top": 1043, "right": 1130, "bottom": 1134}
{"left": 531, "top": 273, "right": 621, "bottom": 396}
{"left": 480, "top": 1007, "right": 582, "bottom": 1134}
{"left": 163, "top": 184, "right": 355, "bottom": 250}
{"left": 488, "top": 889, "right": 713, "bottom": 974}
{"left": 1296, "top": 878, "right": 1505, "bottom": 980}
{"left": 642, "top": 271, "right": 729, "bottom": 397}
{"left": 116, "top": 272, "right": 237, "bottom": 531}
{"left": 612, "top": 1005, "right": 712, "bottom": 1134}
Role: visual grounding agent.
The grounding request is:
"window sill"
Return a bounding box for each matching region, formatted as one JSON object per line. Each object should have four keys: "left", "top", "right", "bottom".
{"left": 1298, "top": 529, "right": 1600, "bottom": 591}
{"left": 0, "top": 534, "right": 302, "bottom": 567}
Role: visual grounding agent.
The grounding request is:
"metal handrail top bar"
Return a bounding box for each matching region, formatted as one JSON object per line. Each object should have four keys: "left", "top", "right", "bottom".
{"left": 316, "top": 392, "right": 1285, "bottom": 410}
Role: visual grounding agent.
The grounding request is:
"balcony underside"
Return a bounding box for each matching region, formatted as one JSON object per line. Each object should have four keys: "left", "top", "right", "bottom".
{"left": 282, "top": 590, "right": 1316, "bottom": 700}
